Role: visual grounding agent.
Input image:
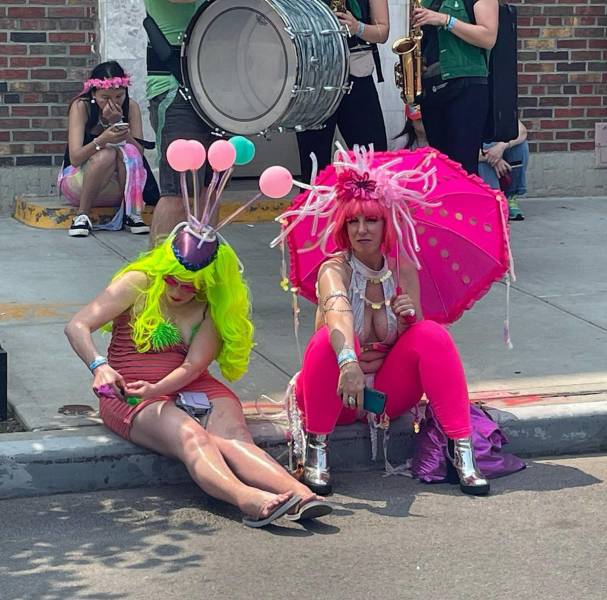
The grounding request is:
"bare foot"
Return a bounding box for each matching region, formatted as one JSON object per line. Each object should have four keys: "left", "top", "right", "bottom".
{"left": 242, "top": 490, "right": 294, "bottom": 521}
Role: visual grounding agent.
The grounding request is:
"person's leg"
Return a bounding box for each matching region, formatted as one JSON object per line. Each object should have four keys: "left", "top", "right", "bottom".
{"left": 374, "top": 320, "right": 471, "bottom": 438}
{"left": 478, "top": 161, "right": 499, "bottom": 189}
{"left": 77, "top": 147, "right": 119, "bottom": 215}
{"left": 296, "top": 113, "right": 338, "bottom": 182}
{"left": 149, "top": 92, "right": 214, "bottom": 245}
{"left": 296, "top": 326, "right": 359, "bottom": 434}
{"left": 419, "top": 101, "right": 449, "bottom": 157}
{"left": 503, "top": 139, "right": 529, "bottom": 197}
{"left": 441, "top": 84, "right": 489, "bottom": 175}
{"left": 338, "top": 76, "right": 387, "bottom": 151}
{"left": 205, "top": 395, "right": 316, "bottom": 502}
{"left": 130, "top": 400, "right": 294, "bottom": 520}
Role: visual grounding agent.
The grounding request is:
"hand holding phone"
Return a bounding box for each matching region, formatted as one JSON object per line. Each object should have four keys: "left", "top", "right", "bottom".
{"left": 363, "top": 387, "right": 386, "bottom": 414}
{"left": 112, "top": 122, "right": 129, "bottom": 131}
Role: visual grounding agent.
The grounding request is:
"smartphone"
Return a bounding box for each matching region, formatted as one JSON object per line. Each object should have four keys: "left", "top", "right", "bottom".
{"left": 508, "top": 159, "right": 523, "bottom": 168}
{"left": 112, "top": 122, "right": 129, "bottom": 131}
{"left": 363, "top": 387, "right": 387, "bottom": 414}
{"left": 176, "top": 391, "right": 213, "bottom": 426}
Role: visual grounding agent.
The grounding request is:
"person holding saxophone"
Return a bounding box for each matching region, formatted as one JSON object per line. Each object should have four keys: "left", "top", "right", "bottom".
{"left": 296, "top": 0, "right": 390, "bottom": 182}
{"left": 412, "top": 0, "right": 499, "bottom": 175}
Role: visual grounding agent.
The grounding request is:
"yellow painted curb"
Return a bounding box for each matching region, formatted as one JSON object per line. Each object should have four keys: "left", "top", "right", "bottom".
{"left": 13, "top": 195, "right": 291, "bottom": 230}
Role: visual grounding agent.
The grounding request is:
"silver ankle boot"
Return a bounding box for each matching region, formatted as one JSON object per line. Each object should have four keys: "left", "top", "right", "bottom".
{"left": 303, "top": 433, "right": 332, "bottom": 496}
{"left": 447, "top": 437, "right": 490, "bottom": 496}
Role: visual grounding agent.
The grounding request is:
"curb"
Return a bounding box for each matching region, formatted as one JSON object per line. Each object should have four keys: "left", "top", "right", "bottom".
{"left": 13, "top": 195, "right": 290, "bottom": 229}
{"left": 2, "top": 400, "right": 607, "bottom": 500}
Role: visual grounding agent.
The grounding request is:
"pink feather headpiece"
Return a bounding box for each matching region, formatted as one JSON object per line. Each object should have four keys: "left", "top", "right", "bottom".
{"left": 271, "top": 143, "right": 440, "bottom": 270}
{"left": 83, "top": 75, "right": 131, "bottom": 93}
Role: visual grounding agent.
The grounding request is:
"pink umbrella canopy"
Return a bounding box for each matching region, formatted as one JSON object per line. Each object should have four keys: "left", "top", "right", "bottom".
{"left": 278, "top": 147, "right": 512, "bottom": 325}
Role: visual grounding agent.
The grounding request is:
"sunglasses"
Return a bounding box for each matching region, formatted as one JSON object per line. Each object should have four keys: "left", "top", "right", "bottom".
{"left": 163, "top": 276, "right": 197, "bottom": 294}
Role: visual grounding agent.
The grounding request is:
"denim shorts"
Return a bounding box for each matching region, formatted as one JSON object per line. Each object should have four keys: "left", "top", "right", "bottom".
{"left": 149, "top": 90, "right": 214, "bottom": 197}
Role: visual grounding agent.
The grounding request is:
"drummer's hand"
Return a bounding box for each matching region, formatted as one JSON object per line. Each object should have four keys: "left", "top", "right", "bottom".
{"left": 412, "top": 7, "right": 448, "bottom": 28}
{"left": 336, "top": 11, "right": 359, "bottom": 35}
{"left": 337, "top": 361, "right": 365, "bottom": 411}
{"left": 392, "top": 293, "right": 417, "bottom": 327}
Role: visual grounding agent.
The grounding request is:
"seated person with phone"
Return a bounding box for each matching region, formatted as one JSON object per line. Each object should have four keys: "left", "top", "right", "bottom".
{"left": 59, "top": 60, "right": 151, "bottom": 237}
{"left": 66, "top": 195, "right": 332, "bottom": 527}
{"left": 478, "top": 119, "right": 529, "bottom": 221}
{"left": 287, "top": 146, "right": 489, "bottom": 497}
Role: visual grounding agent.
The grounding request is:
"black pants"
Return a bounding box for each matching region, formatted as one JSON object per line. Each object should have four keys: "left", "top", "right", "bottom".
{"left": 296, "top": 74, "right": 387, "bottom": 182}
{"left": 421, "top": 82, "right": 489, "bottom": 175}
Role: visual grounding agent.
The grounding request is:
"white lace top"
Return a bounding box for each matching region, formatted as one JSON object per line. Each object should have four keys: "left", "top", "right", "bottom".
{"left": 347, "top": 253, "right": 398, "bottom": 348}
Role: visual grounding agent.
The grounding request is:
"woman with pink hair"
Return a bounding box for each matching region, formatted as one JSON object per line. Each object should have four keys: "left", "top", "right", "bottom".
{"left": 275, "top": 146, "right": 489, "bottom": 497}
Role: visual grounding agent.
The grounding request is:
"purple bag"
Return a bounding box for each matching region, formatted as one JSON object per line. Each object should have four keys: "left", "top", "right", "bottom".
{"left": 411, "top": 404, "right": 526, "bottom": 482}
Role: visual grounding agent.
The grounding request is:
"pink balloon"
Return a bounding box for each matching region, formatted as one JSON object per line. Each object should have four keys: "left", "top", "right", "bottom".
{"left": 166, "top": 139, "right": 194, "bottom": 172}
{"left": 259, "top": 166, "right": 293, "bottom": 198}
{"left": 208, "top": 140, "right": 236, "bottom": 171}
{"left": 186, "top": 140, "right": 206, "bottom": 170}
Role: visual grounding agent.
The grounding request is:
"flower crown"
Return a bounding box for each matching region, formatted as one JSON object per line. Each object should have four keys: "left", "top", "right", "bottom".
{"left": 83, "top": 75, "right": 131, "bottom": 93}
{"left": 165, "top": 137, "right": 295, "bottom": 272}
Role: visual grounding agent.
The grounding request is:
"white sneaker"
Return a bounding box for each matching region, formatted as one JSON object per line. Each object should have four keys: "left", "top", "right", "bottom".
{"left": 124, "top": 214, "right": 150, "bottom": 235}
{"left": 68, "top": 214, "right": 92, "bottom": 237}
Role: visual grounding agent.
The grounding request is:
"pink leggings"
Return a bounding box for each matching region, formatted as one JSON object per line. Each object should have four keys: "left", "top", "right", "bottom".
{"left": 296, "top": 320, "right": 471, "bottom": 438}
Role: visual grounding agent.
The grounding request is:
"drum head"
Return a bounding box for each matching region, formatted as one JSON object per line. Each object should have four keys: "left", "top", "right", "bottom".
{"left": 183, "top": 0, "right": 297, "bottom": 135}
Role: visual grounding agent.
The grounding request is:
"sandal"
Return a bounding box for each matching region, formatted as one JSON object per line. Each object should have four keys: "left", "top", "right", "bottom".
{"left": 285, "top": 499, "right": 333, "bottom": 522}
{"left": 242, "top": 494, "right": 301, "bottom": 529}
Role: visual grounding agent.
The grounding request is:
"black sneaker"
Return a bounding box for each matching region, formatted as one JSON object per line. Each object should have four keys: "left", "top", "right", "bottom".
{"left": 124, "top": 214, "right": 150, "bottom": 235}
{"left": 68, "top": 214, "right": 92, "bottom": 237}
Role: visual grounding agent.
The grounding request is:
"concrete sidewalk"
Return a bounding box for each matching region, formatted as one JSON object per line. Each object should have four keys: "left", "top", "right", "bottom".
{"left": 1, "top": 196, "right": 607, "bottom": 498}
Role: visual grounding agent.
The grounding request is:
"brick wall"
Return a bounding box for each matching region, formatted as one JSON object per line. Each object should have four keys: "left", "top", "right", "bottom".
{"left": 513, "top": 0, "right": 607, "bottom": 153}
{"left": 0, "top": 0, "right": 98, "bottom": 169}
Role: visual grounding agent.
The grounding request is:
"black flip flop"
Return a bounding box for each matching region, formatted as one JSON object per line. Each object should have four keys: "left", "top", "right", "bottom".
{"left": 285, "top": 500, "right": 333, "bottom": 522}
{"left": 242, "top": 495, "right": 301, "bottom": 529}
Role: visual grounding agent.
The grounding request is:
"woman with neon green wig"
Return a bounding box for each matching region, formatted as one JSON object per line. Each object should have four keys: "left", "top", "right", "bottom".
{"left": 65, "top": 223, "right": 331, "bottom": 528}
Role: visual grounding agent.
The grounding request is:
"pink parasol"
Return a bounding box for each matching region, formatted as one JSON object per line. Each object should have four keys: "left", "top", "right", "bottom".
{"left": 274, "top": 147, "right": 512, "bottom": 325}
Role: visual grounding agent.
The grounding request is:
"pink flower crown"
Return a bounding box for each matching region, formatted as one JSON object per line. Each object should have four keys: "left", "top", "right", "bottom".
{"left": 83, "top": 75, "right": 131, "bottom": 93}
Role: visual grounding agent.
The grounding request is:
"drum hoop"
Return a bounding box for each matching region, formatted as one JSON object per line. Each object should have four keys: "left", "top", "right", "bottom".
{"left": 182, "top": 0, "right": 298, "bottom": 135}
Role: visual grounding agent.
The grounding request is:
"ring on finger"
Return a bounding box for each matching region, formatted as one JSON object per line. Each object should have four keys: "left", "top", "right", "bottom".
{"left": 347, "top": 395, "right": 356, "bottom": 408}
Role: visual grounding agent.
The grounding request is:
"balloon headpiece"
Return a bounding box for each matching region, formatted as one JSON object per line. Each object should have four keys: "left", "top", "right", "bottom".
{"left": 166, "top": 135, "right": 296, "bottom": 271}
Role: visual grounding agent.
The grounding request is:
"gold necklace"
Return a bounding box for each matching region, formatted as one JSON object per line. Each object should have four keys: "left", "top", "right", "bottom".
{"left": 359, "top": 292, "right": 391, "bottom": 311}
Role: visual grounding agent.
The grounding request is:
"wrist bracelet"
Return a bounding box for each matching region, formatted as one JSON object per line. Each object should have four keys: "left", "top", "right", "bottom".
{"left": 447, "top": 15, "right": 457, "bottom": 31}
{"left": 339, "top": 358, "right": 359, "bottom": 370}
{"left": 356, "top": 21, "right": 365, "bottom": 37}
{"left": 93, "top": 138, "right": 103, "bottom": 151}
{"left": 337, "top": 348, "right": 358, "bottom": 368}
{"left": 88, "top": 355, "right": 108, "bottom": 372}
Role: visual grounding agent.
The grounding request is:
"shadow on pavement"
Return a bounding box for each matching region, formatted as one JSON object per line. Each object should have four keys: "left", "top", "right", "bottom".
{"left": 1, "top": 486, "right": 215, "bottom": 600}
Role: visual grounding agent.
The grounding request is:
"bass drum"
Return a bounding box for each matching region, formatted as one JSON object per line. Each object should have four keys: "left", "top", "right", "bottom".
{"left": 182, "top": 0, "right": 350, "bottom": 136}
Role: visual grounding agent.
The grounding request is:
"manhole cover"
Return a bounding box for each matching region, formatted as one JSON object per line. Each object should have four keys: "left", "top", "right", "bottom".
{"left": 58, "top": 404, "right": 97, "bottom": 416}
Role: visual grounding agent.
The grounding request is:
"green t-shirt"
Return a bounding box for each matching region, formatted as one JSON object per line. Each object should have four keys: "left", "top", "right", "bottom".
{"left": 144, "top": 0, "right": 205, "bottom": 99}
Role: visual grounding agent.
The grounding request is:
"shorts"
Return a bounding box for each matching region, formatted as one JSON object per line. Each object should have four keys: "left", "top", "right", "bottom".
{"left": 149, "top": 89, "right": 214, "bottom": 198}
{"left": 59, "top": 164, "right": 123, "bottom": 208}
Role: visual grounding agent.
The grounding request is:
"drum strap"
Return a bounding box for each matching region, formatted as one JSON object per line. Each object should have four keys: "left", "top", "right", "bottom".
{"left": 372, "top": 45, "right": 384, "bottom": 83}
{"left": 154, "top": 86, "right": 179, "bottom": 156}
{"left": 350, "top": 44, "right": 384, "bottom": 83}
{"left": 143, "top": 13, "right": 184, "bottom": 84}
{"left": 146, "top": 44, "right": 182, "bottom": 79}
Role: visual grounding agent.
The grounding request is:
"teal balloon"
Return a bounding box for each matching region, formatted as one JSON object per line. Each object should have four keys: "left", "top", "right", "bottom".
{"left": 229, "top": 136, "right": 256, "bottom": 166}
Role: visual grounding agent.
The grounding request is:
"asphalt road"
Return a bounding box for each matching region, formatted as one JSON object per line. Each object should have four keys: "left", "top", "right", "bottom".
{"left": 1, "top": 455, "right": 606, "bottom": 600}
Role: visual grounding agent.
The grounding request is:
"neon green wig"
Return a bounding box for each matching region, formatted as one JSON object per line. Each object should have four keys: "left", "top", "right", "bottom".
{"left": 110, "top": 237, "right": 254, "bottom": 381}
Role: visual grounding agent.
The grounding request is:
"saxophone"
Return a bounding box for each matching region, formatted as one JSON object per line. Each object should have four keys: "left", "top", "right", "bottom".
{"left": 392, "top": 0, "right": 424, "bottom": 105}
